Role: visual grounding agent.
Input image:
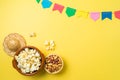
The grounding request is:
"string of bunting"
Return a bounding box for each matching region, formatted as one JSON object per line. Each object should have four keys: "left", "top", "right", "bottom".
{"left": 36, "top": 0, "right": 120, "bottom": 21}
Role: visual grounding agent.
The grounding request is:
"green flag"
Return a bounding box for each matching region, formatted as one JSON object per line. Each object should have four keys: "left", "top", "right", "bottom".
{"left": 66, "top": 7, "right": 76, "bottom": 17}
{"left": 36, "top": 0, "right": 40, "bottom": 3}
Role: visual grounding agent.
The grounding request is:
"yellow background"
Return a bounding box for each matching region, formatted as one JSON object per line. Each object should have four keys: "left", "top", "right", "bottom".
{"left": 0, "top": 0, "right": 120, "bottom": 80}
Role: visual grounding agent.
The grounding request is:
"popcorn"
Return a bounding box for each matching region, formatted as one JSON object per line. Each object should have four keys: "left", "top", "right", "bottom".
{"left": 35, "top": 52, "right": 40, "bottom": 57}
{"left": 15, "top": 48, "right": 41, "bottom": 74}
{"left": 44, "top": 40, "right": 49, "bottom": 46}
{"left": 29, "top": 32, "right": 36, "bottom": 37}
{"left": 44, "top": 40, "right": 55, "bottom": 51}
{"left": 49, "top": 40, "right": 54, "bottom": 45}
{"left": 21, "top": 68, "right": 26, "bottom": 73}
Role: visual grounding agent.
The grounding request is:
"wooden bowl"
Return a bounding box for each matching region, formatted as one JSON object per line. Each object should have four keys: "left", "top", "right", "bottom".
{"left": 12, "top": 46, "right": 45, "bottom": 76}
{"left": 44, "top": 53, "right": 64, "bottom": 74}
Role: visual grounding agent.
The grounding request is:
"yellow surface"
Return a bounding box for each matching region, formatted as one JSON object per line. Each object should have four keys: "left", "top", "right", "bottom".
{"left": 0, "top": 0, "right": 120, "bottom": 80}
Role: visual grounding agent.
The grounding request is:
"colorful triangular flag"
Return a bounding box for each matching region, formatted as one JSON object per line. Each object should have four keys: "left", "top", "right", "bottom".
{"left": 65, "top": 7, "right": 76, "bottom": 17}
{"left": 52, "top": 3, "right": 64, "bottom": 13}
{"left": 36, "top": 0, "right": 41, "bottom": 3}
{"left": 102, "top": 12, "right": 112, "bottom": 20}
{"left": 76, "top": 11, "right": 89, "bottom": 18}
{"left": 90, "top": 12, "right": 100, "bottom": 21}
{"left": 114, "top": 10, "right": 120, "bottom": 20}
{"left": 41, "top": 0, "right": 52, "bottom": 8}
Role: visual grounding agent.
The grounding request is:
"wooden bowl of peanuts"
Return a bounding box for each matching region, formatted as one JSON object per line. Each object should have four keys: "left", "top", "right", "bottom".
{"left": 12, "top": 46, "right": 45, "bottom": 76}
{"left": 44, "top": 53, "right": 64, "bottom": 74}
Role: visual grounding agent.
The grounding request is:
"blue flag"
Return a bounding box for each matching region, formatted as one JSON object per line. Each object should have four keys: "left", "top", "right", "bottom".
{"left": 41, "top": 0, "right": 52, "bottom": 8}
{"left": 102, "top": 12, "right": 112, "bottom": 20}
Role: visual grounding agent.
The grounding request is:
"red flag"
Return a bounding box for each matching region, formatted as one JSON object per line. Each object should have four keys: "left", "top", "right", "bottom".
{"left": 114, "top": 10, "right": 120, "bottom": 19}
{"left": 52, "top": 3, "right": 64, "bottom": 13}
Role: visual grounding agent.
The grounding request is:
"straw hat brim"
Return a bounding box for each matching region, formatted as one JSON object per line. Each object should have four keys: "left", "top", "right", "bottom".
{"left": 3, "top": 33, "right": 26, "bottom": 57}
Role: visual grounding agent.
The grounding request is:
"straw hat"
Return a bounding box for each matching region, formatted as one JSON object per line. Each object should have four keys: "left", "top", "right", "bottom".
{"left": 3, "top": 33, "right": 26, "bottom": 57}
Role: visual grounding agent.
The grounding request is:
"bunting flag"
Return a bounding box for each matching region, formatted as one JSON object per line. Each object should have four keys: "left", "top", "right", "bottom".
{"left": 52, "top": 3, "right": 65, "bottom": 13}
{"left": 36, "top": 0, "right": 120, "bottom": 21}
{"left": 114, "top": 10, "right": 120, "bottom": 20}
{"left": 102, "top": 12, "right": 112, "bottom": 20}
{"left": 66, "top": 7, "right": 76, "bottom": 17}
{"left": 76, "top": 11, "right": 89, "bottom": 18}
{"left": 90, "top": 12, "right": 100, "bottom": 21}
{"left": 41, "top": 0, "right": 52, "bottom": 8}
{"left": 36, "top": 0, "right": 40, "bottom": 3}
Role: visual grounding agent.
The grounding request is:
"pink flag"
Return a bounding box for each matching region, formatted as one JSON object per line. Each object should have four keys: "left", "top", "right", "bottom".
{"left": 114, "top": 10, "right": 120, "bottom": 19}
{"left": 90, "top": 12, "right": 100, "bottom": 21}
{"left": 52, "top": 3, "right": 64, "bottom": 13}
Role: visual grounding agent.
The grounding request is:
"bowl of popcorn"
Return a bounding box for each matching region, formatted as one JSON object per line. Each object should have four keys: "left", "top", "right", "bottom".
{"left": 44, "top": 54, "right": 64, "bottom": 74}
{"left": 12, "top": 46, "right": 45, "bottom": 76}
